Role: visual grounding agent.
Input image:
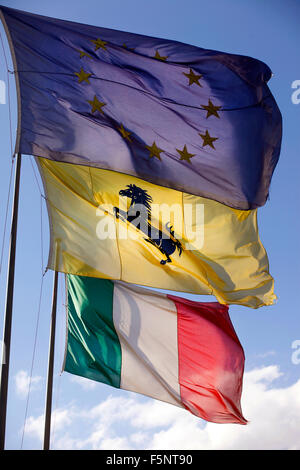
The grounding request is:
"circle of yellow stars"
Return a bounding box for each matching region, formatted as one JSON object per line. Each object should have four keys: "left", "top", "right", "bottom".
{"left": 73, "top": 39, "right": 222, "bottom": 164}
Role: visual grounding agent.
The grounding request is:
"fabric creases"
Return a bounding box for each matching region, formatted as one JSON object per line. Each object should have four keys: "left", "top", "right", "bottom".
{"left": 37, "top": 157, "right": 275, "bottom": 308}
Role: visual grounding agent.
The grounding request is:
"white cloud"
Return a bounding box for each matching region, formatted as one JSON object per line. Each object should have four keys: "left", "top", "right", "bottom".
{"left": 245, "top": 364, "right": 282, "bottom": 384}
{"left": 148, "top": 366, "right": 300, "bottom": 450}
{"left": 14, "top": 370, "right": 42, "bottom": 399}
{"left": 130, "top": 432, "right": 149, "bottom": 446}
{"left": 22, "top": 365, "right": 300, "bottom": 450}
{"left": 25, "top": 407, "right": 76, "bottom": 442}
{"left": 254, "top": 350, "right": 276, "bottom": 359}
{"left": 69, "top": 375, "right": 98, "bottom": 390}
{"left": 24, "top": 414, "right": 45, "bottom": 441}
{"left": 99, "top": 437, "right": 130, "bottom": 450}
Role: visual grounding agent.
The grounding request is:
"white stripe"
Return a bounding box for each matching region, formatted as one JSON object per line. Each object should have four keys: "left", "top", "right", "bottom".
{"left": 113, "top": 283, "right": 183, "bottom": 408}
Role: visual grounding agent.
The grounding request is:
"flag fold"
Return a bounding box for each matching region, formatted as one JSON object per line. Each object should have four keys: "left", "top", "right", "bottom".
{"left": 38, "top": 157, "right": 275, "bottom": 308}
{"left": 0, "top": 5, "right": 282, "bottom": 210}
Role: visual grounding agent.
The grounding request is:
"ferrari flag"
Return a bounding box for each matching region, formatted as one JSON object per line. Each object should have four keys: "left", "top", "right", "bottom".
{"left": 0, "top": 5, "right": 282, "bottom": 210}
{"left": 37, "top": 157, "right": 275, "bottom": 308}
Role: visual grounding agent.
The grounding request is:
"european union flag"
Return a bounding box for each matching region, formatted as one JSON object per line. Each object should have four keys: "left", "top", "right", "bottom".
{"left": 0, "top": 6, "right": 282, "bottom": 209}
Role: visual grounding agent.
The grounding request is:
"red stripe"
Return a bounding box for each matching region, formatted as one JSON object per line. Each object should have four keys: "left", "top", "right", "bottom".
{"left": 167, "top": 295, "right": 247, "bottom": 425}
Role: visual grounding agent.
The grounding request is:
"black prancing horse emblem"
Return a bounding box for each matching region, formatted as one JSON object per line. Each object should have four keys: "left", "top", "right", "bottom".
{"left": 113, "top": 184, "right": 183, "bottom": 265}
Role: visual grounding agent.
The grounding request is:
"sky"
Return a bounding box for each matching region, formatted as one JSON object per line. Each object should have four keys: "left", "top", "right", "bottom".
{"left": 0, "top": 0, "right": 299, "bottom": 451}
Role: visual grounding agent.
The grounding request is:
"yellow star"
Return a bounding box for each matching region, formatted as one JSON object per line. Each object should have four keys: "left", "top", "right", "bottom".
{"left": 90, "top": 38, "right": 108, "bottom": 51}
{"left": 201, "top": 99, "right": 221, "bottom": 118}
{"left": 145, "top": 141, "right": 164, "bottom": 160}
{"left": 183, "top": 68, "right": 203, "bottom": 87}
{"left": 87, "top": 95, "right": 106, "bottom": 114}
{"left": 154, "top": 50, "right": 168, "bottom": 61}
{"left": 176, "top": 145, "right": 196, "bottom": 164}
{"left": 199, "top": 130, "right": 218, "bottom": 149}
{"left": 77, "top": 49, "right": 93, "bottom": 59}
{"left": 75, "top": 68, "right": 92, "bottom": 84}
{"left": 118, "top": 124, "right": 132, "bottom": 142}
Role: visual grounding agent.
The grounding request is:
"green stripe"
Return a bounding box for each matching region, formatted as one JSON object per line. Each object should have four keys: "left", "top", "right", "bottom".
{"left": 64, "top": 274, "right": 122, "bottom": 388}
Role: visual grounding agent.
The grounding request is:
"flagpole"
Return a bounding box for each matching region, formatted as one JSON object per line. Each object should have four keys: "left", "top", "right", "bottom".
{"left": 43, "top": 268, "right": 59, "bottom": 450}
{"left": 0, "top": 152, "right": 22, "bottom": 450}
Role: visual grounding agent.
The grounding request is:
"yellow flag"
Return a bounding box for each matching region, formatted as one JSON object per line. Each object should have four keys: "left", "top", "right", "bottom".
{"left": 38, "top": 157, "right": 275, "bottom": 308}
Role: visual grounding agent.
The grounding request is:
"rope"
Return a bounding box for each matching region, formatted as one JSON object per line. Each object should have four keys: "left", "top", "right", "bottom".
{"left": 20, "top": 165, "right": 46, "bottom": 449}
{"left": 0, "top": 30, "right": 14, "bottom": 157}
{"left": 20, "top": 274, "right": 44, "bottom": 449}
{"left": 51, "top": 275, "right": 66, "bottom": 448}
{"left": 0, "top": 29, "right": 48, "bottom": 449}
{"left": 0, "top": 157, "right": 14, "bottom": 276}
{"left": 30, "top": 158, "right": 44, "bottom": 197}
{"left": 0, "top": 30, "right": 16, "bottom": 277}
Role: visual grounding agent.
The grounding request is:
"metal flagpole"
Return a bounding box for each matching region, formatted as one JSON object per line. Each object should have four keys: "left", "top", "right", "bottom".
{"left": 0, "top": 152, "right": 22, "bottom": 450}
{"left": 43, "top": 268, "right": 59, "bottom": 450}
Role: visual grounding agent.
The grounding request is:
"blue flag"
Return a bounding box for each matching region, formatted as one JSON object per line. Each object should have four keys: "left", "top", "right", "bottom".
{"left": 0, "top": 6, "right": 282, "bottom": 209}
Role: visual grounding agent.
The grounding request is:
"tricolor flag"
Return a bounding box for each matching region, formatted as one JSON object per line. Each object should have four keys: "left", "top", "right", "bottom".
{"left": 0, "top": 5, "right": 282, "bottom": 210}
{"left": 64, "top": 274, "right": 247, "bottom": 425}
{"left": 38, "top": 157, "right": 275, "bottom": 308}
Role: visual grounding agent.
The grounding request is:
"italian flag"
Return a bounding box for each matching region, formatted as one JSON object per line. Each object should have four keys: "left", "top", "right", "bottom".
{"left": 64, "top": 274, "right": 247, "bottom": 425}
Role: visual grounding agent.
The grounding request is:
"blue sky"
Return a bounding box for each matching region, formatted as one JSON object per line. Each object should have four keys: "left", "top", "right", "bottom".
{"left": 0, "top": 0, "right": 299, "bottom": 450}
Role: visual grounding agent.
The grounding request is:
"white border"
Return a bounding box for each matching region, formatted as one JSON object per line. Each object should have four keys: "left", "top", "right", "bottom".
{"left": 61, "top": 273, "right": 69, "bottom": 374}
{"left": 34, "top": 156, "right": 54, "bottom": 274}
